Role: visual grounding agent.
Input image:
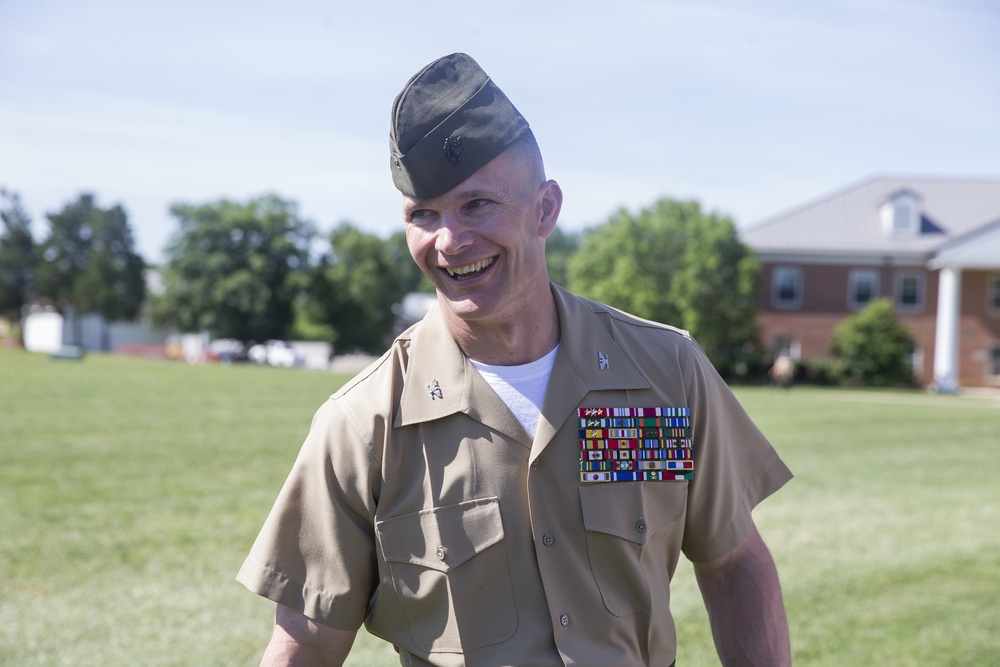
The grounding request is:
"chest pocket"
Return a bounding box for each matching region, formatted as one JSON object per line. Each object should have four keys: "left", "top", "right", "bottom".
{"left": 579, "top": 482, "right": 687, "bottom": 616}
{"left": 376, "top": 497, "right": 516, "bottom": 652}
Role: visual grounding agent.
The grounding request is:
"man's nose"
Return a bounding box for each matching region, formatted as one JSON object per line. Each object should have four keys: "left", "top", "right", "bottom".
{"left": 435, "top": 214, "right": 473, "bottom": 254}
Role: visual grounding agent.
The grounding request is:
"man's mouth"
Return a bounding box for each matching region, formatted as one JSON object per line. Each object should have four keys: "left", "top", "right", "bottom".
{"left": 445, "top": 257, "right": 495, "bottom": 280}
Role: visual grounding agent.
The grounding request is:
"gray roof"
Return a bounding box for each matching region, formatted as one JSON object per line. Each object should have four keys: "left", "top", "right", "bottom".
{"left": 741, "top": 176, "right": 1000, "bottom": 259}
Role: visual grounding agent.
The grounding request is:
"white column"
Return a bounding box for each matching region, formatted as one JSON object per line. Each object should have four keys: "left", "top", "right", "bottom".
{"left": 932, "top": 266, "right": 961, "bottom": 393}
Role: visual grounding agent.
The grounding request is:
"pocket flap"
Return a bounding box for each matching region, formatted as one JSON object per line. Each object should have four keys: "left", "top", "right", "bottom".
{"left": 376, "top": 497, "right": 504, "bottom": 573}
{"left": 579, "top": 483, "right": 686, "bottom": 544}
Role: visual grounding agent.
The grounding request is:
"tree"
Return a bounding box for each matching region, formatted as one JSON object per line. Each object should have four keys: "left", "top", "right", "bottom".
{"left": 33, "top": 193, "right": 146, "bottom": 345}
{"left": 153, "top": 194, "right": 314, "bottom": 342}
{"left": 385, "top": 230, "right": 433, "bottom": 294}
{"left": 669, "top": 207, "right": 761, "bottom": 376}
{"left": 567, "top": 205, "right": 678, "bottom": 324}
{"left": 303, "top": 223, "right": 413, "bottom": 354}
{"left": 34, "top": 194, "right": 96, "bottom": 310}
{"left": 544, "top": 226, "right": 580, "bottom": 288}
{"left": 73, "top": 203, "right": 146, "bottom": 324}
{"left": 0, "top": 189, "right": 37, "bottom": 326}
{"left": 831, "top": 298, "right": 915, "bottom": 386}
{"left": 566, "top": 198, "right": 760, "bottom": 376}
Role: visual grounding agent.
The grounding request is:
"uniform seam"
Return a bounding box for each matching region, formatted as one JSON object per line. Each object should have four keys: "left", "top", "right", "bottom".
{"left": 330, "top": 395, "right": 382, "bottom": 470}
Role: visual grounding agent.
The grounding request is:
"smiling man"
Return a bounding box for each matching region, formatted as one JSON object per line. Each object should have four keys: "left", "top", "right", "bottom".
{"left": 402, "top": 132, "right": 561, "bottom": 366}
{"left": 238, "top": 53, "right": 793, "bottom": 667}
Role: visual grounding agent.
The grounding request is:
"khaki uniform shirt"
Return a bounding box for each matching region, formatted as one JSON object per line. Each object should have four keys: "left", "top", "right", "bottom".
{"left": 237, "top": 284, "right": 792, "bottom": 666}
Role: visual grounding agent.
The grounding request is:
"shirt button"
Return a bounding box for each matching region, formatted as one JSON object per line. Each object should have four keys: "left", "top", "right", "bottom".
{"left": 635, "top": 518, "right": 646, "bottom": 534}
{"left": 530, "top": 459, "right": 540, "bottom": 469}
{"left": 542, "top": 533, "right": 555, "bottom": 546}
{"left": 436, "top": 545, "right": 448, "bottom": 561}
{"left": 560, "top": 613, "right": 570, "bottom": 627}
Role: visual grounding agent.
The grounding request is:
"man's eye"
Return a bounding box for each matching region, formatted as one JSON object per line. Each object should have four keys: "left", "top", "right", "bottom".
{"left": 465, "top": 199, "right": 490, "bottom": 211}
{"left": 408, "top": 209, "right": 433, "bottom": 223}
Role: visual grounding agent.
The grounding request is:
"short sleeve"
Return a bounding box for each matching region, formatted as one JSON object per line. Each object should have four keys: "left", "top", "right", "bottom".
{"left": 680, "top": 342, "right": 792, "bottom": 563}
{"left": 236, "top": 398, "right": 382, "bottom": 630}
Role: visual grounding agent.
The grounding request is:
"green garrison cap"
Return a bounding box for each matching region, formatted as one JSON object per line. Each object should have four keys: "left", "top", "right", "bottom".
{"left": 389, "top": 53, "right": 531, "bottom": 200}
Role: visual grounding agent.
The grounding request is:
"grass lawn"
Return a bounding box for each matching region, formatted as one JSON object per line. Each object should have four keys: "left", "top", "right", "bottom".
{"left": 1, "top": 348, "right": 997, "bottom": 665}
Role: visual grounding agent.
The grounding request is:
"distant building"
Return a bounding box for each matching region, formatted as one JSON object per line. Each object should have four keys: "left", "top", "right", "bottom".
{"left": 22, "top": 304, "right": 170, "bottom": 357}
{"left": 742, "top": 176, "right": 1000, "bottom": 390}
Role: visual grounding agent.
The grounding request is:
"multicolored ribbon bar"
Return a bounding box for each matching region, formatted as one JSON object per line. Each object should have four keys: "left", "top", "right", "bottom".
{"left": 580, "top": 438, "right": 692, "bottom": 450}
{"left": 578, "top": 407, "right": 694, "bottom": 483}
{"left": 580, "top": 460, "right": 694, "bottom": 472}
{"left": 578, "top": 407, "right": 690, "bottom": 418}
{"left": 581, "top": 471, "right": 694, "bottom": 482}
{"left": 580, "top": 417, "right": 690, "bottom": 428}
{"left": 584, "top": 448, "right": 692, "bottom": 461}
{"left": 580, "top": 427, "right": 690, "bottom": 439}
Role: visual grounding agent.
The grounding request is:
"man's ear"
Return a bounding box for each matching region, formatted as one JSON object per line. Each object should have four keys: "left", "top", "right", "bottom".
{"left": 537, "top": 179, "right": 563, "bottom": 238}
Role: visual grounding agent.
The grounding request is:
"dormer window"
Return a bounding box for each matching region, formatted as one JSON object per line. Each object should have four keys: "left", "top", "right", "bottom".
{"left": 881, "top": 190, "right": 921, "bottom": 237}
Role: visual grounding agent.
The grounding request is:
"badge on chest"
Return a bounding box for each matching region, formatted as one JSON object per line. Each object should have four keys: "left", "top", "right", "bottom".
{"left": 577, "top": 407, "right": 694, "bottom": 482}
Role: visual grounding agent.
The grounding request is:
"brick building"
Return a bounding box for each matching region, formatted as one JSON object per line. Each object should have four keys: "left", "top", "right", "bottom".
{"left": 741, "top": 177, "right": 1000, "bottom": 390}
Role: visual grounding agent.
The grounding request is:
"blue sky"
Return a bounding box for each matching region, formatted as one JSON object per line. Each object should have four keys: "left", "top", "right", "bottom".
{"left": 2, "top": 0, "right": 998, "bottom": 263}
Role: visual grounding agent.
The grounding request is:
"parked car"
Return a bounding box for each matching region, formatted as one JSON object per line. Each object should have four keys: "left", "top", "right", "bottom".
{"left": 247, "top": 339, "right": 299, "bottom": 367}
{"left": 207, "top": 338, "right": 247, "bottom": 363}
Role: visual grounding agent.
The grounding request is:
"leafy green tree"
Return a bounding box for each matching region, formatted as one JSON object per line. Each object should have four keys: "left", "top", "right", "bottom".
{"left": 34, "top": 193, "right": 146, "bottom": 344}
{"left": 385, "top": 230, "right": 433, "bottom": 294}
{"left": 566, "top": 198, "right": 760, "bottom": 376}
{"left": 670, "top": 207, "right": 761, "bottom": 376}
{"left": 153, "top": 194, "right": 314, "bottom": 341}
{"left": 35, "top": 194, "right": 97, "bottom": 310}
{"left": 73, "top": 203, "right": 146, "bottom": 324}
{"left": 567, "top": 205, "right": 678, "bottom": 324}
{"left": 831, "top": 298, "right": 915, "bottom": 386}
{"left": 0, "top": 189, "right": 37, "bottom": 326}
{"left": 303, "top": 223, "right": 412, "bottom": 353}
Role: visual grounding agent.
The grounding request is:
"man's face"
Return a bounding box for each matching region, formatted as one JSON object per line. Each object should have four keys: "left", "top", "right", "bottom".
{"left": 403, "top": 147, "right": 559, "bottom": 329}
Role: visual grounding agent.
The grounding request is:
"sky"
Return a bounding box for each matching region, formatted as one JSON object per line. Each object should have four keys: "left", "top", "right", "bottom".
{"left": 2, "top": 0, "right": 998, "bottom": 264}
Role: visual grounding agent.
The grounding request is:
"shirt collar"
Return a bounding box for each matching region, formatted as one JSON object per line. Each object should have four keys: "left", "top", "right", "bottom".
{"left": 394, "top": 285, "right": 650, "bottom": 436}
{"left": 395, "top": 301, "right": 469, "bottom": 428}
{"left": 549, "top": 283, "right": 649, "bottom": 393}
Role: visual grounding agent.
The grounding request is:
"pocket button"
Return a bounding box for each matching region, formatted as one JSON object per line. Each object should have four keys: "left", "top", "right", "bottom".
{"left": 634, "top": 518, "right": 646, "bottom": 534}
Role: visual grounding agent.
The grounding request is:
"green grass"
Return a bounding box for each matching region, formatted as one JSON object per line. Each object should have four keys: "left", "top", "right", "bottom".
{"left": 1, "top": 349, "right": 998, "bottom": 665}
{"left": 670, "top": 387, "right": 1000, "bottom": 666}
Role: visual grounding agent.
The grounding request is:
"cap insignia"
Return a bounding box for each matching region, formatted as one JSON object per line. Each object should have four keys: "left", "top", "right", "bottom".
{"left": 443, "top": 135, "right": 463, "bottom": 163}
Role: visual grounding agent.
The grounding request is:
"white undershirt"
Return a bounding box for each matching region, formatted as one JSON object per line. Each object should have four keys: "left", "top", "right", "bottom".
{"left": 469, "top": 346, "right": 559, "bottom": 438}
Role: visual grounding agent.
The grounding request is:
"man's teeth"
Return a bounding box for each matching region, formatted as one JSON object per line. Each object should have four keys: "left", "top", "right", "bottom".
{"left": 446, "top": 258, "right": 494, "bottom": 277}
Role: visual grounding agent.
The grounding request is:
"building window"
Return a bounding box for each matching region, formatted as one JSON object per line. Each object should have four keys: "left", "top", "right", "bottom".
{"left": 772, "top": 267, "right": 802, "bottom": 309}
{"left": 880, "top": 190, "right": 921, "bottom": 237}
{"left": 849, "top": 269, "right": 879, "bottom": 310}
{"left": 895, "top": 271, "right": 924, "bottom": 312}
{"left": 988, "top": 344, "right": 1000, "bottom": 379}
{"left": 988, "top": 275, "right": 1000, "bottom": 315}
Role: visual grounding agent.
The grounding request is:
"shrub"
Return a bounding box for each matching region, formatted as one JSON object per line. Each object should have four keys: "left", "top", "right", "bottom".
{"left": 797, "top": 358, "right": 839, "bottom": 385}
{"left": 831, "top": 298, "right": 915, "bottom": 387}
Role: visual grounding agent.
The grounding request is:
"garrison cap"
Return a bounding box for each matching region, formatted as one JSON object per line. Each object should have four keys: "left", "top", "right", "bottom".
{"left": 389, "top": 53, "right": 531, "bottom": 200}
